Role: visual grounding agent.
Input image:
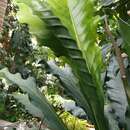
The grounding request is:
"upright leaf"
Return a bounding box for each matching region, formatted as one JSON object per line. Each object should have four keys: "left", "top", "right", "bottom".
{"left": 46, "top": 0, "right": 75, "bottom": 38}
{"left": 14, "top": 0, "right": 108, "bottom": 129}
{"left": 68, "top": 0, "right": 103, "bottom": 75}
{"left": 67, "top": 0, "right": 107, "bottom": 129}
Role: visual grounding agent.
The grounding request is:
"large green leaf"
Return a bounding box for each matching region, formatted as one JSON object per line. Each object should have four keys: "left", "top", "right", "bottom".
{"left": 104, "top": 105, "right": 120, "bottom": 130}
{"left": 105, "top": 56, "right": 128, "bottom": 129}
{"left": 13, "top": 1, "right": 47, "bottom": 41}
{"left": 41, "top": 60, "right": 93, "bottom": 121}
{"left": 46, "top": 0, "right": 75, "bottom": 38}
{"left": 13, "top": 0, "right": 108, "bottom": 130}
{"left": 0, "top": 68, "right": 68, "bottom": 130}
{"left": 67, "top": 1, "right": 107, "bottom": 129}
{"left": 13, "top": 93, "right": 44, "bottom": 118}
{"left": 68, "top": 0, "right": 103, "bottom": 75}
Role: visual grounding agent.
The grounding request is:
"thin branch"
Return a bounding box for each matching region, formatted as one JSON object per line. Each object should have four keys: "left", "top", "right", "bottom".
{"left": 104, "top": 15, "right": 130, "bottom": 103}
{"left": 105, "top": 15, "right": 130, "bottom": 101}
{"left": 104, "top": 16, "right": 126, "bottom": 78}
{"left": 104, "top": 16, "right": 129, "bottom": 130}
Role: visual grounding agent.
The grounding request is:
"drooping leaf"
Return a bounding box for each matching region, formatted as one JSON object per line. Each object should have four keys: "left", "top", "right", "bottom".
{"left": 12, "top": 93, "right": 44, "bottom": 118}
{"left": 0, "top": 68, "right": 68, "bottom": 130}
{"left": 13, "top": 2, "right": 47, "bottom": 41}
{"left": 46, "top": 0, "right": 75, "bottom": 38}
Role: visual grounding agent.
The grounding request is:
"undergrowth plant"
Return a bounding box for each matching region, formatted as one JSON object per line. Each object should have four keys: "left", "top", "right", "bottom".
{"left": 0, "top": 0, "right": 130, "bottom": 130}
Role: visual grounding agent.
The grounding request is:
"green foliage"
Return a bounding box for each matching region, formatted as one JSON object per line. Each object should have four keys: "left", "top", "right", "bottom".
{"left": 14, "top": 0, "right": 108, "bottom": 129}
{"left": 119, "top": 19, "right": 130, "bottom": 57}
{"left": 101, "top": 0, "right": 119, "bottom": 6}
{"left": 14, "top": 2, "right": 46, "bottom": 39}
{"left": 0, "top": 68, "right": 68, "bottom": 130}
{"left": 105, "top": 55, "right": 128, "bottom": 129}
{"left": 42, "top": 60, "right": 93, "bottom": 120}
{"left": 13, "top": 93, "right": 44, "bottom": 118}
{"left": 60, "top": 112, "right": 90, "bottom": 130}
{"left": 0, "top": 93, "right": 5, "bottom": 113}
{"left": 10, "top": 23, "right": 32, "bottom": 54}
{"left": 68, "top": 0, "right": 102, "bottom": 73}
{"left": 1, "top": 0, "right": 130, "bottom": 130}
{"left": 46, "top": 0, "right": 75, "bottom": 38}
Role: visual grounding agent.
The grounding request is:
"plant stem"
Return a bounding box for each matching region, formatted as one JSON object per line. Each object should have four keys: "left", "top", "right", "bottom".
{"left": 104, "top": 16, "right": 130, "bottom": 130}
{"left": 104, "top": 16, "right": 130, "bottom": 109}
{"left": 104, "top": 17, "right": 126, "bottom": 78}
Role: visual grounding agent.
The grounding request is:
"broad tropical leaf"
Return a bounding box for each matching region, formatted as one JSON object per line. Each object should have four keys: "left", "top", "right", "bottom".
{"left": 105, "top": 56, "right": 128, "bottom": 129}
{"left": 60, "top": 112, "right": 90, "bottom": 130}
{"left": 13, "top": 93, "right": 44, "bottom": 118}
{"left": 46, "top": 0, "right": 75, "bottom": 38}
{"left": 104, "top": 105, "right": 120, "bottom": 130}
{"left": 13, "top": 0, "right": 108, "bottom": 130}
{"left": 40, "top": 60, "right": 93, "bottom": 121}
{"left": 68, "top": 0, "right": 103, "bottom": 75}
{"left": 0, "top": 93, "right": 5, "bottom": 113}
{"left": 13, "top": 2, "right": 46, "bottom": 41}
{"left": 0, "top": 68, "right": 68, "bottom": 130}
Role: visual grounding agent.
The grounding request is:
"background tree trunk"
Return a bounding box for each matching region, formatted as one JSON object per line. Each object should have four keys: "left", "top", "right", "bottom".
{"left": 0, "top": 0, "right": 7, "bottom": 32}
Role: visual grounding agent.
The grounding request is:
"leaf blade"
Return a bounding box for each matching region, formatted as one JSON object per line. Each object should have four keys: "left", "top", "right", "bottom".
{"left": 0, "top": 68, "right": 68, "bottom": 130}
